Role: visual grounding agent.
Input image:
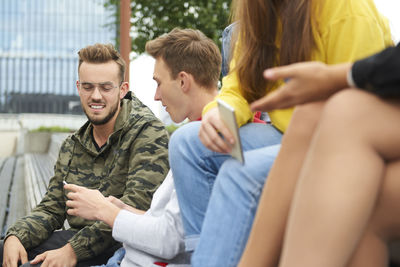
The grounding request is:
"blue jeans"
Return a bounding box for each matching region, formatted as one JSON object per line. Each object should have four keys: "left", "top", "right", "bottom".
{"left": 92, "top": 247, "right": 125, "bottom": 267}
{"left": 169, "top": 121, "right": 282, "bottom": 267}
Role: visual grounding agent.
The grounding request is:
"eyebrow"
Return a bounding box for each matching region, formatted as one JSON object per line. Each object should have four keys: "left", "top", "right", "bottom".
{"left": 81, "top": 81, "right": 114, "bottom": 85}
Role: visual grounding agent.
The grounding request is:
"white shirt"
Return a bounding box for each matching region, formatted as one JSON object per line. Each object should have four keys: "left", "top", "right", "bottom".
{"left": 112, "top": 171, "right": 190, "bottom": 266}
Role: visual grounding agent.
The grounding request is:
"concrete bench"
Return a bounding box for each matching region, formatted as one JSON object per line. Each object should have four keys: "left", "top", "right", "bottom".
{"left": 24, "top": 133, "right": 68, "bottom": 212}
{"left": 24, "top": 153, "right": 54, "bottom": 212}
{"left": 0, "top": 133, "right": 68, "bottom": 238}
{"left": 0, "top": 156, "right": 25, "bottom": 237}
{"left": 5, "top": 157, "right": 25, "bottom": 233}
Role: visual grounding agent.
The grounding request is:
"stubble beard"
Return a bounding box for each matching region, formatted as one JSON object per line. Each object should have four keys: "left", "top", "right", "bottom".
{"left": 83, "top": 99, "right": 120, "bottom": 126}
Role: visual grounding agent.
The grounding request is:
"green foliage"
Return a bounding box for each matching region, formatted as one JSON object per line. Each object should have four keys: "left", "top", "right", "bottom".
{"left": 104, "top": 0, "right": 121, "bottom": 48}
{"left": 31, "top": 126, "right": 72, "bottom": 133}
{"left": 165, "top": 123, "right": 181, "bottom": 135}
{"left": 104, "top": 0, "right": 232, "bottom": 54}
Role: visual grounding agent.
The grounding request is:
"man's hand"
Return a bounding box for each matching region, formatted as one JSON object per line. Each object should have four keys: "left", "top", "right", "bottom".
{"left": 65, "top": 183, "right": 120, "bottom": 227}
{"left": 199, "top": 107, "right": 234, "bottom": 153}
{"left": 30, "top": 243, "right": 77, "bottom": 267}
{"left": 250, "top": 62, "right": 352, "bottom": 112}
{"left": 65, "top": 184, "right": 107, "bottom": 221}
{"left": 2, "top": 235, "right": 28, "bottom": 267}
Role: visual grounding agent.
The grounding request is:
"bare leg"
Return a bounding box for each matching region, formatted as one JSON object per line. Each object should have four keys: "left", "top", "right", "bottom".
{"left": 239, "top": 101, "right": 324, "bottom": 267}
{"left": 349, "top": 160, "right": 400, "bottom": 267}
{"left": 279, "top": 89, "right": 400, "bottom": 267}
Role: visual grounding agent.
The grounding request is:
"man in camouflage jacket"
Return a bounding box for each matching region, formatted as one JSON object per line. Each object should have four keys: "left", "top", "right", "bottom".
{"left": 1, "top": 44, "right": 169, "bottom": 267}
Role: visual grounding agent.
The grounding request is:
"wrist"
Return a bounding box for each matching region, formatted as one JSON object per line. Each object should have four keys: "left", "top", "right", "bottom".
{"left": 4, "top": 234, "right": 23, "bottom": 247}
{"left": 5, "top": 234, "right": 18, "bottom": 243}
{"left": 328, "top": 63, "right": 352, "bottom": 91}
{"left": 64, "top": 243, "right": 78, "bottom": 263}
{"left": 97, "top": 200, "right": 121, "bottom": 227}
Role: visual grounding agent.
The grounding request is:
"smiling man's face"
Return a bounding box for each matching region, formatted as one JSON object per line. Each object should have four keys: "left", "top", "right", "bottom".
{"left": 77, "top": 61, "right": 123, "bottom": 126}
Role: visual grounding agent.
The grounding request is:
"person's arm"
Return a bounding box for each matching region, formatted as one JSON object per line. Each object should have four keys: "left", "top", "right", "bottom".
{"left": 2, "top": 235, "right": 29, "bottom": 267}
{"left": 250, "top": 44, "right": 400, "bottom": 112}
{"left": 29, "top": 243, "right": 77, "bottom": 267}
{"left": 65, "top": 184, "right": 121, "bottom": 226}
{"left": 66, "top": 174, "right": 182, "bottom": 260}
{"left": 66, "top": 173, "right": 182, "bottom": 260}
{"left": 202, "top": 56, "right": 254, "bottom": 127}
{"left": 67, "top": 118, "right": 170, "bottom": 260}
{"left": 250, "top": 62, "right": 351, "bottom": 111}
{"left": 352, "top": 43, "right": 400, "bottom": 97}
{"left": 112, "top": 172, "right": 184, "bottom": 259}
{"left": 199, "top": 52, "right": 255, "bottom": 153}
{"left": 65, "top": 184, "right": 145, "bottom": 226}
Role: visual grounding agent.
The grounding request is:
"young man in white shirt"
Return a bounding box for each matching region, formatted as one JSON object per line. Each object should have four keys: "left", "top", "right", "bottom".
{"left": 63, "top": 28, "right": 221, "bottom": 267}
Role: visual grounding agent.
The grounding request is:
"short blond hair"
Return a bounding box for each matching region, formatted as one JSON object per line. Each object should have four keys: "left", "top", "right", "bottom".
{"left": 78, "top": 43, "right": 126, "bottom": 83}
{"left": 145, "top": 28, "right": 221, "bottom": 89}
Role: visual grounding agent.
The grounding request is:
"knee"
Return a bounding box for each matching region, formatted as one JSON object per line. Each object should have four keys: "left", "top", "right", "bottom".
{"left": 321, "top": 89, "right": 376, "bottom": 127}
{"left": 368, "top": 160, "right": 400, "bottom": 240}
{"left": 286, "top": 101, "right": 325, "bottom": 140}
{"left": 217, "top": 150, "right": 276, "bottom": 193}
{"left": 216, "top": 160, "right": 265, "bottom": 201}
{"left": 218, "top": 159, "right": 244, "bottom": 180}
{"left": 214, "top": 159, "right": 256, "bottom": 198}
{"left": 169, "top": 121, "right": 201, "bottom": 157}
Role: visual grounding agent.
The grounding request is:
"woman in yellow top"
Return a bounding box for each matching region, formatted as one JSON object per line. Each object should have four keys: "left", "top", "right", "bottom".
{"left": 168, "top": 0, "right": 392, "bottom": 266}
{"left": 240, "top": 46, "right": 400, "bottom": 267}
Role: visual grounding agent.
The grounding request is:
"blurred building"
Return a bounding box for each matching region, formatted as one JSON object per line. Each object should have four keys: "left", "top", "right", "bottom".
{"left": 0, "top": 0, "right": 117, "bottom": 114}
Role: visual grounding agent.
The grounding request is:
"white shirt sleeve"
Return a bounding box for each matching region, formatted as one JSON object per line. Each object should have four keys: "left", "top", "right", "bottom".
{"left": 112, "top": 172, "right": 185, "bottom": 260}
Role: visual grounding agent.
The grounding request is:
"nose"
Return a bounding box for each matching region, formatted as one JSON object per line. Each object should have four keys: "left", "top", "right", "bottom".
{"left": 91, "top": 86, "right": 102, "bottom": 100}
{"left": 154, "top": 87, "right": 161, "bottom": 101}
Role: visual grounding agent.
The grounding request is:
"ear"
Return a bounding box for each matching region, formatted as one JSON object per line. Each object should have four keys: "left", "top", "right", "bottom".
{"left": 119, "top": 82, "right": 129, "bottom": 99}
{"left": 179, "top": 71, "right": 191, "bottom": 93}
{"left": 76, "top": 81, "right": 80, "bottom": 95}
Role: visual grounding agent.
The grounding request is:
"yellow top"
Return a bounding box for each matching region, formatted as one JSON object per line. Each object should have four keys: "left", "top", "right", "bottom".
{"left": 203, "top": 0, "right": 393, "bottom": 133}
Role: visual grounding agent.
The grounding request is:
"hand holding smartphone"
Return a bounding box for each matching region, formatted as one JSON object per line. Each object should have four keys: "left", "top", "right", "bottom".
{"left": 217, "top": 99, "right": 244, "bottom": 164}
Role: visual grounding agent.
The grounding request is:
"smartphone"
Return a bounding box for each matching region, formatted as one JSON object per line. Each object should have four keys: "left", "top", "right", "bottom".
{"left": 217, "top": 99, "right": 244, "bottom": 164}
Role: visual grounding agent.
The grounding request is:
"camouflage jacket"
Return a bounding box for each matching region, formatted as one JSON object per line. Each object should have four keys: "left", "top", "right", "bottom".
{"left": 6, "top": 92, "right": 170, "bottom": 260}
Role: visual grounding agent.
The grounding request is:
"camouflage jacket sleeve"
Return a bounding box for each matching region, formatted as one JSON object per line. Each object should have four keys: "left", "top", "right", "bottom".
{"left": 68, "top": 118, "right": 170, "bottom": 260}
{"left": 5, "top": 138, "right": 73, "bottom": 249}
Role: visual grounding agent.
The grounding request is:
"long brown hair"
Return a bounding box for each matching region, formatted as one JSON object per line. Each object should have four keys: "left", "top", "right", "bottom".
{"left": 232, "top": 0, "right": 315, "bottom": 103}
